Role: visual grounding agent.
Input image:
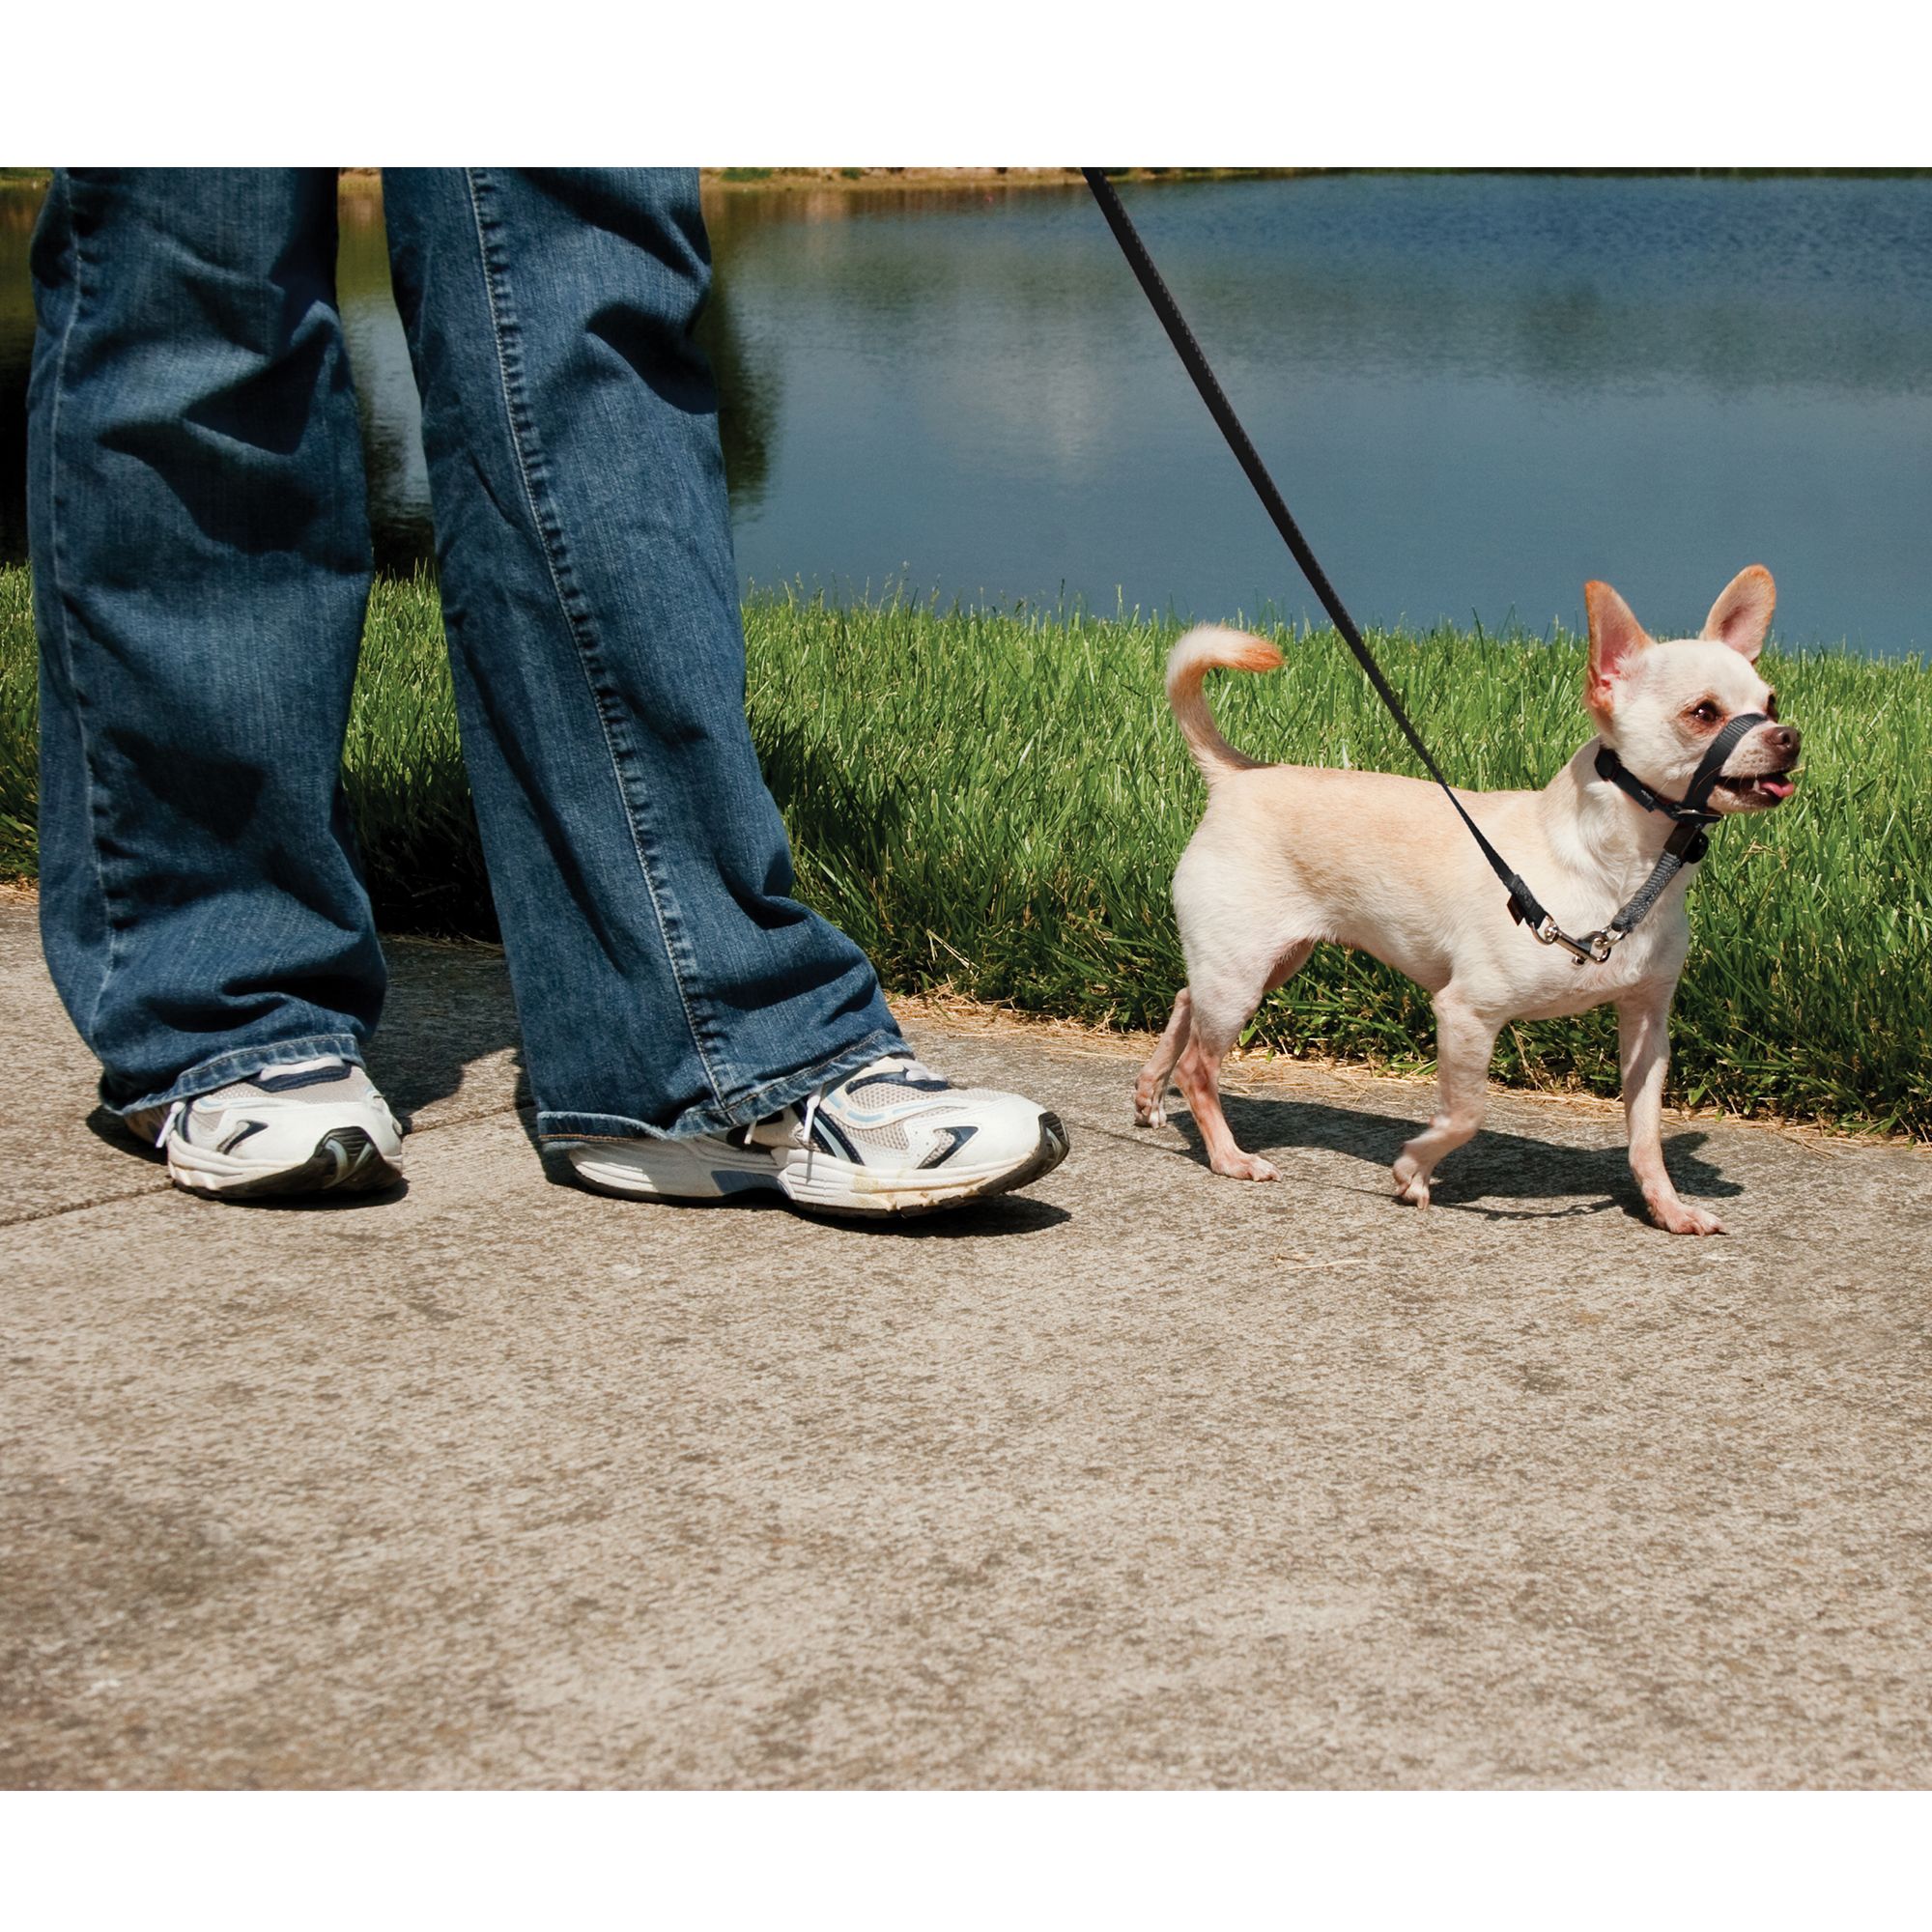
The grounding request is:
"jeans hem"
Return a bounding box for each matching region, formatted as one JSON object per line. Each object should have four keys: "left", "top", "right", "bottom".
{"left": 536, "top": 1025, "right": 907, "bottom": 1144}
{"left": 111, "top": 1032, "right": 369, "bottom": 1119}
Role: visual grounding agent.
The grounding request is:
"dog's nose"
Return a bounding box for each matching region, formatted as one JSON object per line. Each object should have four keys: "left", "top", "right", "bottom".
{"left": 1766, "top": 723, "right": 1800, "bottom": 759}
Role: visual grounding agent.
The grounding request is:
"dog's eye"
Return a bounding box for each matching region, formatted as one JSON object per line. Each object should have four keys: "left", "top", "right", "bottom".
{"left": 1690, "top": 700, "right": 1722, "bottom": 727}
{"left": 1765, "top": 693, "right": 1779, "bottom": 720}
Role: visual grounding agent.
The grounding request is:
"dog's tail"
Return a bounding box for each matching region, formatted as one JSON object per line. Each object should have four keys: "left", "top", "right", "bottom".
{"left": 1165, "top": 625, "right": 1283, "bottom": 781}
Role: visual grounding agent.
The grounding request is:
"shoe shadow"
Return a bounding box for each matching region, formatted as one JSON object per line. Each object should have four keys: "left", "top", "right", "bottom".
{"left": 534, "top": 1142, "right": 1072, "bottom": 1236}
{"left": 374, "top": 934, "right": 532, "bottom": 1129}
{"left": 820, "top": 1194, "right": 1072, "bottom": 1237}
{"left": 221, "top": 1178, "right": 411, "bottom": 1210}
{"left": 84, "top": 1107, "right": 166, "bottom": 1164}
{"left": 1162, "top": 1090, "right": 1739, "bottom": 1228}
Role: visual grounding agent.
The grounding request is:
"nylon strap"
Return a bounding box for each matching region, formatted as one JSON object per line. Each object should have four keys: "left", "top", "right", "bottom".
{"left": 1081, "top": 167, "right": 1553, "bottom": 935}
{"left": 1604, "top": 827, "right": 1700, "bottom": 941}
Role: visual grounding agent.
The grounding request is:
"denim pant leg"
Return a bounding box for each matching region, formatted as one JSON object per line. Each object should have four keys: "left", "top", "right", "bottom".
{"left": 27, "top": 168, "right": 384, "bottom": 1115}
{"left": 379, "top": 168, "right": 902, "bottom": 1141}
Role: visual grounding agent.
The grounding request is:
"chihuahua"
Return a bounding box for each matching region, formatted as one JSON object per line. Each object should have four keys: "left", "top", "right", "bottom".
{"left": 1134, "top": 566, "right": 1801, "bottom": 1235}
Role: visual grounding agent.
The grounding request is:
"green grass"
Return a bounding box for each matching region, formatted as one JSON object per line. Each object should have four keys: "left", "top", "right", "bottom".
{"left": 0, "top": 568, "right": 33, "bottom": 875}
{"left": 3, "top": 566, "right": 1928, "bottom": 1135}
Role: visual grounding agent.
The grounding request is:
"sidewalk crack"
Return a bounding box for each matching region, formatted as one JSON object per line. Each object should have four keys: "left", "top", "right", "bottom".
{"left": 2, "top": 1179, "right": 175, "bottom": 1230}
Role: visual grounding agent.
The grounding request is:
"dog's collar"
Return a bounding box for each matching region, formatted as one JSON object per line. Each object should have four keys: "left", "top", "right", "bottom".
{"left": 1594, "top": 745, "right": 1719, "bottom": 826}
{"left": 1594, "top": 710, "right": 1771, "bottom": 829}
{"left": 1541, "top": 711, "right": 1775, "bottom": 959}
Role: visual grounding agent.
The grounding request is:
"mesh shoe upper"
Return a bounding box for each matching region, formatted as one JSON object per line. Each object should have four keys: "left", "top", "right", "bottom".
{"left": 152, "top": 1058, "right": 403, "bottom": 1162}
{"left": 751, "top": 1054, "right": 1042, "bottom": 1175}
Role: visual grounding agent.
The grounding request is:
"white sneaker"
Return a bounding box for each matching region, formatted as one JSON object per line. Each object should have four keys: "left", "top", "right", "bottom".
{"left": 561, "top": 1053, "right": 1068, "bottom": 1218}
{"left": 131, "top": 1058, "right": 406, "bottom": 1200}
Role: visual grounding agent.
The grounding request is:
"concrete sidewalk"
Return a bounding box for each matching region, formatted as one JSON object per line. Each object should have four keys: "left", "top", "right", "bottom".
{"left": 4, "top": 900, "right": 1930, "bottom": 1788}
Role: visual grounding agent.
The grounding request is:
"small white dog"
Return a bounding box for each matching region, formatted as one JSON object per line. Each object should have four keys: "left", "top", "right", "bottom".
{"left": 1135, "top": 566, "right": 1801, "bottom": 1235}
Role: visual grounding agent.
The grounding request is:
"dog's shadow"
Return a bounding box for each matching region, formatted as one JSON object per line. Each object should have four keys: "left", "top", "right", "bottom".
{"left": 1164, "top": 1090, "right": 1737, "bottom": 1225}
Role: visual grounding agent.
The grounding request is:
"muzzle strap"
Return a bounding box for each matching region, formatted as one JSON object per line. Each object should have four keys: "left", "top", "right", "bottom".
{"left": 1683, "top": 710, "right": 1773, "bottom": 812}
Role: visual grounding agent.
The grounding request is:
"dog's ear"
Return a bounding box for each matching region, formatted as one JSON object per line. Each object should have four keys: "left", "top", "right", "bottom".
{"left": 1584, "top": 581, "right": 1650, "bottom": 716}
{"left": 1700, "top": 565, "right": 1776, "bottom": 663}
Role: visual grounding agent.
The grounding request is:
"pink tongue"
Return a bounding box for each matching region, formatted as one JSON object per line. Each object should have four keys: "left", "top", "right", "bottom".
{"left": 1762, "top": 777, "right": 1796, "bottom": 800}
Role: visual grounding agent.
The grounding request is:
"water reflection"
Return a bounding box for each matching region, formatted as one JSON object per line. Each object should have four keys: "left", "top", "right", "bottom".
{"left": 335, "top": 182, "right": 434, "bottom": 574}
{"left": 3, "top": 171, "right": 1930, "bottom": 649}
{"left": 700, "top": 242, "right": 780, "bottom": 516}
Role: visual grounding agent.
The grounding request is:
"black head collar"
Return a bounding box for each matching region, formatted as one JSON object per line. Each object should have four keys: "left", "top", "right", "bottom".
{"left": 1516, "top": 707, "right": 1773, "bottom": 965}
{"left": 1594, "top": 709, "right": 1770, "bottom": 867}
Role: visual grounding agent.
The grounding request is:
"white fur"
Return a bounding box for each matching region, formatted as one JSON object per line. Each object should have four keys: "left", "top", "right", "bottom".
{"left": 1136, "top": 567, "right": 1801, "bottom": 1235}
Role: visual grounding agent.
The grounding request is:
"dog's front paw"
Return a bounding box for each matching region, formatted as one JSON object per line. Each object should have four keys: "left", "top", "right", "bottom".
{"left": 1392, "top": 1157, "right": 1432, "bottom": 1209}
{"left": 1648, "top": 1192, "right": 1727, "bottom": 1236}
{"left": 1132, "top": 1089, "right": 1169, "bottom": 1129}
{"left": 1213, "top": 1151, "right": 1281, "bottom": 1182}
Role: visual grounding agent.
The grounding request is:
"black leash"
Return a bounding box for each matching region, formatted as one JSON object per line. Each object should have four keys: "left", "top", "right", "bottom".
{"left": 1082, "top": 167, "right": 1738, "bottom": 966}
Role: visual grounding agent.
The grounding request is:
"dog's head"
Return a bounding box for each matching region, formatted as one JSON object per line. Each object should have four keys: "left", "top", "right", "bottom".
{"left": 1583, "top": 566, "right": 1801, "bottom": 814}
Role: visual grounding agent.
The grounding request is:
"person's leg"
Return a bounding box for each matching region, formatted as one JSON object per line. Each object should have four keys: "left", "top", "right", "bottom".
{"left": 28, "top": 168, "right": 388, "bottom": 1122}
{"left": 378, "top": 168, "right": 903, "bottom": 1143}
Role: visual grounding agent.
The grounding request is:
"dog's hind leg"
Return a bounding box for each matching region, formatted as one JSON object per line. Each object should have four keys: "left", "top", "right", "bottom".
{"left": 1171, "top": 941, "right": 1314, "bottom": 1182}
{"left": 1393, "top": 994, "right": 1498, "bottom": 1208}
{"left": 1134, "top": 990, "right": 1193, "bottom": 1126}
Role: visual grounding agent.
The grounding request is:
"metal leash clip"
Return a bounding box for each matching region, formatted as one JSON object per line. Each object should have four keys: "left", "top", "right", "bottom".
{"left": 1533, "top": 917, "right": 1619, "bottom": 966}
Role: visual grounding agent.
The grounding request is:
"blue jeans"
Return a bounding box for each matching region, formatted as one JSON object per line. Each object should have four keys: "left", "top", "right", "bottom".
{"left": 28, "top": 167, "right": 903, "bottom": 1139}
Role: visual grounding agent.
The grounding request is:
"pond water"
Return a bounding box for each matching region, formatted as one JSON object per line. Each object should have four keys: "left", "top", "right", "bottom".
{"left": 4, "top": 172, "right": 1929, "bottom": 651}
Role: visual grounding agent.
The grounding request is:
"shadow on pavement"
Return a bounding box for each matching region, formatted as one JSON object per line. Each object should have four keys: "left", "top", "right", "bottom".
{"left": 83, "top": 1107, "right": 166, "bottom": 1164}
{"left": 1165, "top": 1090, "right": 1741, "bottom": 1225}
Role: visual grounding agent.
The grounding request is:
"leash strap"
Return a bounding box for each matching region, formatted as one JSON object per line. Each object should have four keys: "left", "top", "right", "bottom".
{"left": 1080, "top": 168, "right": 1555, "bottom": 937}
{"left": 1085, "top": 167, "right": 1756, "bottom": 964}
{"left": 1599, "top": 819, "right": 1708, "bottom": 946}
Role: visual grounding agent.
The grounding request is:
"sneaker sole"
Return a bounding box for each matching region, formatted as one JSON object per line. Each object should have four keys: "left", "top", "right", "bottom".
{"left": 565, "top": 1111, "right": 1069, "bottom": 1218}
{"left": 167, "top": 1126, "right": 405, "bottom": 1201}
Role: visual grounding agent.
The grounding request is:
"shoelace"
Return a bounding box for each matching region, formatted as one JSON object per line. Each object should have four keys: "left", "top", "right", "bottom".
{"left": 155, "top": 1099, "right": 186, "bottom": 1149}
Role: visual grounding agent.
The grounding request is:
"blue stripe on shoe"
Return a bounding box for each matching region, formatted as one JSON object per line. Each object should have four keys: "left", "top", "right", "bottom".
{"left": 253, "top": 1062, "right": 351, "bottom": 1094}
{"left": 851, "top": 1069, "right": 951, "bottom": 1095}
{"left": 916, "top": 1123, "right": 978, "bottom": 1170}
{"left": 811, "top": 1112, "right": 865, "bottom": 1163}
